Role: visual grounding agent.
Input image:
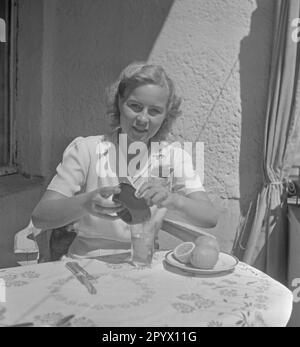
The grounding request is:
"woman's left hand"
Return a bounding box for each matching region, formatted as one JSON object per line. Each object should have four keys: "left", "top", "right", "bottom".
{"left": 136, "top": 181, "right": 219, "bottom": 228}
{"left": 136, "top": 181, "right": 179, "bottom": 210}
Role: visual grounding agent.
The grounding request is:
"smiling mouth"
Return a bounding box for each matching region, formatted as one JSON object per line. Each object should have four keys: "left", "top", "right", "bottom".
{"left": 133, "top": 127, "right": 148, "bottom": 133}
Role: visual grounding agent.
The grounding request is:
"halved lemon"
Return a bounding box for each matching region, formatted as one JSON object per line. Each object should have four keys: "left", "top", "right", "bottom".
{"left": 173, "top": 242, "right": 195, "bottom": 264}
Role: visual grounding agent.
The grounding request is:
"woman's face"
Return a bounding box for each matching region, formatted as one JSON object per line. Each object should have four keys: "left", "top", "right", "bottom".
{"left": 119, "top": 84, "right": 168, "bottom": 144}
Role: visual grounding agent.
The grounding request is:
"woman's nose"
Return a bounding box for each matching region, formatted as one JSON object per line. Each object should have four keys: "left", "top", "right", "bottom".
{"left": 136, "top": 112, "right": 149, "bottom": 125}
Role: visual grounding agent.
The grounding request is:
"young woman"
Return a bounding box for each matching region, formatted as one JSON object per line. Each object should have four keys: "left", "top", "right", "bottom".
{"left": 32, "top": 62, "right": 218, "bottom": 258}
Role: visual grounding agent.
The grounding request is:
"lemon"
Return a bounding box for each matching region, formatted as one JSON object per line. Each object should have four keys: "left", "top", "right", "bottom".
{"left": 173, "top": 242, "right": 195, "bottom": 264}
{"left": 194, "top": 236, "right": 220, "bottom": 252}
{"left": 190, "top": 245, "right": 219, "bottom": 269}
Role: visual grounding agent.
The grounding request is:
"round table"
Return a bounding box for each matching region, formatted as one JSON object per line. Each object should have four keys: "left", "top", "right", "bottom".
{"left": 0, "top": 251, "right": 293, "bottom": 327}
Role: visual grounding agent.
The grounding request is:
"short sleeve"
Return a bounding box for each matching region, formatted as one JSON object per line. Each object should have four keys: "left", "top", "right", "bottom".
{"left": 171, "top": 146, "right": 205, "bottom": 195}
{"left": 47, "top": 137, "right": 90, "bottom": 197}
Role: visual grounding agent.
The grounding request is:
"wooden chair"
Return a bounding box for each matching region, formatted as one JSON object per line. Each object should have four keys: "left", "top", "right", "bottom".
{"left": 14, "top": 221, "right": 76, "bottom": 264}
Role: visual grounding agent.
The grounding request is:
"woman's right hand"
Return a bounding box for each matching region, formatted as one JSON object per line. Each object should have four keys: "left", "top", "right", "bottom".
{"left": 83, "top": 186, "right": 124, "bottom": 220}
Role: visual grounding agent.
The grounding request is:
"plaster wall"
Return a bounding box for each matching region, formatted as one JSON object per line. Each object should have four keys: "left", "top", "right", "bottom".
{"left": 147, "top": 0, "right": 274, "bottom": 248}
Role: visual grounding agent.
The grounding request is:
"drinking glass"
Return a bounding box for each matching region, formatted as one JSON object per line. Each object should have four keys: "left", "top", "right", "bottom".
{"left": 129, "top": 170, "right": 174, "bottom": 267}
{"left": 129, "top": 221, "right": 156, "bottom": 267}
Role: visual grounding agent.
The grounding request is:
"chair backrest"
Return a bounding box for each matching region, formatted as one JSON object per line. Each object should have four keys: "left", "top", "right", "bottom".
{"left": 14, "top": 221, "right": 40, "bottom": 265}
{"left": 49, "top": 226, "right": 76, "bottom": 261}
{"left": 14, "top": 221, "right": 77, "bottom": 264}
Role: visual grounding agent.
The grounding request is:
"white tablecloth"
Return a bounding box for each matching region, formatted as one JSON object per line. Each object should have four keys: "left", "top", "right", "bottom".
{"left": 0, "top": 251, "right": 293, "bottom": 327}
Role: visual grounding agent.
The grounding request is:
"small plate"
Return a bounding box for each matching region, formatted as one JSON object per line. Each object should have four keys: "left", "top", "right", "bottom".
{"left": 164, "top": 251, "right": 239, "bottom": 275}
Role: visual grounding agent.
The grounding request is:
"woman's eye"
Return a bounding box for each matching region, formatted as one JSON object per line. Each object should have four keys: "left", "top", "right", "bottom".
{"left": 149, "top": 108, "right": 162, "bottom": 116}
{"left": 128, "top": 103, "right": 143, "bottom": 112}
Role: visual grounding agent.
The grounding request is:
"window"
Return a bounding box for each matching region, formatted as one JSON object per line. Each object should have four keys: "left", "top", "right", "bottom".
{"left": 0, "top": 0, "right": 16, "bottom": 176}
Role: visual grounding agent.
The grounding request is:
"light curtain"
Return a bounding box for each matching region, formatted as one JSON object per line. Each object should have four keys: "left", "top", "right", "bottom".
{"left": 233, "top": 0, "right": 300, "bottom": 284}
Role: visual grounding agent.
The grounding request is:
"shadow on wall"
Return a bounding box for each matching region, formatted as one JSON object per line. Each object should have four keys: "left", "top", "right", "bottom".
{"left": 49, "top": 0, "right": 175, "bottom": 178}
{"left": 239, "top": 0, "right": 274, "bottom": 220}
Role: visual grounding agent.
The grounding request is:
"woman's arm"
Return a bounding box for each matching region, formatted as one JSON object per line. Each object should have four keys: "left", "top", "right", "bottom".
{"left": 137, "top": 185, "right": 219, "bottom": 229}
{"left": 171, "top": 191, "right": 218, "bottom": 228}
{"left": 31, "top": 186, "right": 123, "bottom": 230}
{"left": 32, "top": 190, "right": 90, "bottom": 230}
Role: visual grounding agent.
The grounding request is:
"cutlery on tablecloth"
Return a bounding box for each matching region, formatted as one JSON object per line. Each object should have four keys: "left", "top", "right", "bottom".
{"left": 46, "top": 314, "right": 75, "bottom": 327}
{"left": 65, "top": 262, "right": 97, "bottom": 295}
{"left": 66, "top": 262, "right": 96, "bottom": 282}
{"left": 6, "top": 322, "right": 34, "bottom": 327}
{"left": 6, "top": 314, "right": 75, "bottom": 327}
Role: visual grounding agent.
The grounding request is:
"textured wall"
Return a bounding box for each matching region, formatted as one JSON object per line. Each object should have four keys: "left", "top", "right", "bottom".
{"left": 147, "top": 0, "right": 275, "bottom": 249}
{"left": 16, "top": 0, "right": 44, "bottom": 176}
{"left": 43, "top": 0, "right": 175, "bottom": 178}
{"left": 14, "top": 0, "right": 275, "bottom": 252}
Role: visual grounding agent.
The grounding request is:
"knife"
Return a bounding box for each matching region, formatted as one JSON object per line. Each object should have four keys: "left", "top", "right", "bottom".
{"left": 65, "top": 262, "right": 97, "bottom": 295}
{"left": 67, "top": 262, "right": 96, "bottom": 282}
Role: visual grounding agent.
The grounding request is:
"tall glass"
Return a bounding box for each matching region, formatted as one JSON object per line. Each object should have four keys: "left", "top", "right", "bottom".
{"left": 130, "top": 221, "right": 156, "bottom": 267}
{"left": 130, "top": 170, "right": 174, "bottom": 267}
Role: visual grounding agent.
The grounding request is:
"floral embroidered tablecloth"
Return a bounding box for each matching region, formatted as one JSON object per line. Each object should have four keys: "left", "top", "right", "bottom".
{"left": 0, "top": 251, "right": 293, "bottom": 327}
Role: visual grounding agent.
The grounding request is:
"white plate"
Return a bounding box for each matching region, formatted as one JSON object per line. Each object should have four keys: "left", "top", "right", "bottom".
{"left": 164, "top": 251, "right": 239, "bottom": 275}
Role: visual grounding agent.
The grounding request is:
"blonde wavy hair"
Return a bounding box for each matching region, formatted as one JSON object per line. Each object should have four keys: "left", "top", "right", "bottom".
{"left": 105, "top": 62, "right": 182, "bottom": 141}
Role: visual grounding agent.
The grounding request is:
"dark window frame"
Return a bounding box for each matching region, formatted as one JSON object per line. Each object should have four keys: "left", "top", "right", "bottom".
{"left": 0, "top": 0, "right": 17, "bottom": 177}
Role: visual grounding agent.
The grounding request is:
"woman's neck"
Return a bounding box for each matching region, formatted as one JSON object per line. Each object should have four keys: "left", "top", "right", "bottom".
{"left": 111, "top": 129, "right": 149, "bottom": 174}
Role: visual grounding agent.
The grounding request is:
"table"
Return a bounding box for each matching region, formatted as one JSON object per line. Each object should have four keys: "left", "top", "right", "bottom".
{"left": 0, "top": 251, "right": 293, "bottom": 327}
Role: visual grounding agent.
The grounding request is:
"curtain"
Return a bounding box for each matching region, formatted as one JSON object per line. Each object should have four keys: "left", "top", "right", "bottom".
{"left": 233, "top": 0, "right": 300, "bottom": 284}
